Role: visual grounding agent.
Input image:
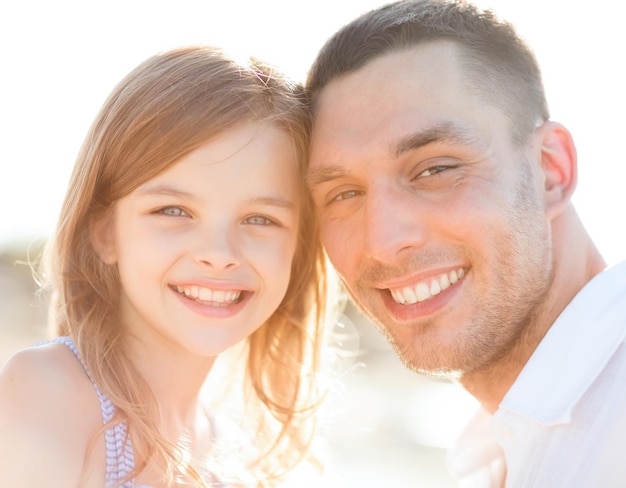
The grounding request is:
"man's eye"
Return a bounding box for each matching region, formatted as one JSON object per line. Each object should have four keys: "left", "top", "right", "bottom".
{"left": 334, "top": 189, "right": 364, "bottom": 201}
{"left": 417, "top": 166, "right": 449, "bottom": 178}
{"left": 156, "top": 206, "right": 188, "bottom": 217}
{"left": 243, "top": 215, "right": 274, "bottom": 225}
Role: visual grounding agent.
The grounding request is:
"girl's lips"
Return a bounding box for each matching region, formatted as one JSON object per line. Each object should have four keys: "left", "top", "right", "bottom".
{"left": 170, "top": 284, "right": 253, "bottom": 318}
{"left": 172, "top": 284, "right": 243, "bottom": 305}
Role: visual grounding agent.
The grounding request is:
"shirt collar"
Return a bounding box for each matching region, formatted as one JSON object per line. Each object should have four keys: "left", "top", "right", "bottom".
{"left": 498, "top": 260, "right": 626, "bottom": 425}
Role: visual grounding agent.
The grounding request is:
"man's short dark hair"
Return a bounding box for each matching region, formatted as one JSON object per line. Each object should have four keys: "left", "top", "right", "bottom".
{"left": 306, "top": 0, "right": 550, "bottom": 144}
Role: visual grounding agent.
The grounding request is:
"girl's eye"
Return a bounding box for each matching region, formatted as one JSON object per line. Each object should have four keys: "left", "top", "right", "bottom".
{"left": 156, "top": 206, "right": 188, "bottom": 217}
{"left": 243, "top": 215, "right": 274, "bottom": 226}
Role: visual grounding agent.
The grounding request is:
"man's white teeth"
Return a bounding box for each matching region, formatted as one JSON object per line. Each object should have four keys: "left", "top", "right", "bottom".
{"left": 390, "top": 268, "right": 466, "bottom": 305}
{"left": 175, "top": 285, "right": 241, "bottom": 305}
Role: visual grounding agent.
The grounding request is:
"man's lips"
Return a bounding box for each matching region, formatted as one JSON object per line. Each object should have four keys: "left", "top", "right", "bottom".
{"left": 387, "top": 268, "right": 467, "bottom": 305}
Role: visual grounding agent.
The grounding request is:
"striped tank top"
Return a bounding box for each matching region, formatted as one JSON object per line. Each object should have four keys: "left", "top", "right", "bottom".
{"left": 45, "top": 337, "right": 250, "bottom": 487}
{"left": 50, "top": 337, "right": 148, "bottom": 487}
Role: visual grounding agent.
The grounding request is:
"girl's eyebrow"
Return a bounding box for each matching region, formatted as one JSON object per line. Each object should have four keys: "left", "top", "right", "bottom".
{"left": 247, "top": 196, "right": 295, "bottom": 210}
{"left": 135, "top": 185, "right": 295, "bottom": 209}
{"left": 134, "top": 184, "right": 198, "bottom": 201}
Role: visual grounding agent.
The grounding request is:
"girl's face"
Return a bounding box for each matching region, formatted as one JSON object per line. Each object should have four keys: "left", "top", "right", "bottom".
{"left": 94, "top": 122, "right": 301, "bottom": 358}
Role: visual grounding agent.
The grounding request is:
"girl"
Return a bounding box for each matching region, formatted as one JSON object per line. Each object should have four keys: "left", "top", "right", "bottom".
{"left": 0, "top": 46, "right": 327, "bottom": 487}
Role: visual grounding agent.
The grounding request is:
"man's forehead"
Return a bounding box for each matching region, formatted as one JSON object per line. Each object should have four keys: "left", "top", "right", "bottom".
{"left": 310, "top": 42, "right": 465, "bottom": 130}
{"left": 312, "top": 41, "right": 461, "bottom": 103}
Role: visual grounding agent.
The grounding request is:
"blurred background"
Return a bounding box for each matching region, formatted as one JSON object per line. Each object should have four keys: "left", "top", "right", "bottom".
{"left": 1, "top": 0, "right": 625, "bottom": 486}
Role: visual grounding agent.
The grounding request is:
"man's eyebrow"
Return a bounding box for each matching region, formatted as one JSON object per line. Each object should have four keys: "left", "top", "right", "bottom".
{"left": 305, "top": 165, "right": 347, "bottom": 188}
{"left": 306, "top": 123, "right": 481, "bottom": 188}
{"left": 394, "top": 122, "right": 483, "bottom": 157}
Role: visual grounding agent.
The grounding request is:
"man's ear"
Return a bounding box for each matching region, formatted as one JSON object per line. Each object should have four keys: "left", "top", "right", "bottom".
{"left": 90, "top": 211, "right": 117, "bottom": 264}
{"left": 537, "top": 121, "right": 578, "bottom": 220}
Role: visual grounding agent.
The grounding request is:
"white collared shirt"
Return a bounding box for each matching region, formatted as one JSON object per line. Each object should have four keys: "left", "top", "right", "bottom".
{"left": 448, "top": 260, "right": 626, "bottom": 487}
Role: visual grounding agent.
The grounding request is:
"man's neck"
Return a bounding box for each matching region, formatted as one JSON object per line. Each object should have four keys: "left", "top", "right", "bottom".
{"left": 459, "top": 209, "right": 606, "bottom": 413}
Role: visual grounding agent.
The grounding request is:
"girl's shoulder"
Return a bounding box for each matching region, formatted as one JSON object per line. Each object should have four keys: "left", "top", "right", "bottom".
{"left": 0, "top": 339, "right": 95, "bottom": 405}
{"left": 0, "top": 340, "right": 102, "bottom": 486}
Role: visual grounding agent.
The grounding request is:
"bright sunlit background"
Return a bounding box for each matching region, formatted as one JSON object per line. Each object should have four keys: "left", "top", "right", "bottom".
{"left": 0, "top": 0, "right": 625, "bottom": 261}
{"left": 0, "top": 1, "right": 624, "bottom": 487}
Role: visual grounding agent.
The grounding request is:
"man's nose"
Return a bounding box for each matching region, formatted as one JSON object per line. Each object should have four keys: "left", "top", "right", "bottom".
{"left": 363, "top": 186, "right": 428, "bottom": 263}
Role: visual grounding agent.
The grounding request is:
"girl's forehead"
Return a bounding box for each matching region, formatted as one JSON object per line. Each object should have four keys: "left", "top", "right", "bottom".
{"left": 129, "top": 123, "right": 300, "bottom": 199}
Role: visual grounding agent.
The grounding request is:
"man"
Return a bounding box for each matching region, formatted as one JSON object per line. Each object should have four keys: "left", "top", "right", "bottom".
{"left": 305, "top": 1, "right": 626, "bottom": 486}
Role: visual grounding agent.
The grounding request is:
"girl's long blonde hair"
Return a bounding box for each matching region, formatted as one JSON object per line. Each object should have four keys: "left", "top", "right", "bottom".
{"left": 42, "top": 46, "right": 327, "bottom": 485}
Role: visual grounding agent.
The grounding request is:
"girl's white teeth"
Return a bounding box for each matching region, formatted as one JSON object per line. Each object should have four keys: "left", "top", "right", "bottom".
{"left": 390, "top": 268, "right": 466, "bottom": 305}
{"left": 175, "top": 285, "right": 241, "bottom": 305}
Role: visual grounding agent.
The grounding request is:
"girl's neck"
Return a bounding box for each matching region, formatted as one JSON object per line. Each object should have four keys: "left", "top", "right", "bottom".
{"left": 124, "top": 331, "right": 216, "bottom": 425}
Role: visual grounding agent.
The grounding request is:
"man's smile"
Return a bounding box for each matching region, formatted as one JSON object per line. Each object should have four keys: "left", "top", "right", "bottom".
{"left": 388, "top": 267, "right": 467, "bottom": 305}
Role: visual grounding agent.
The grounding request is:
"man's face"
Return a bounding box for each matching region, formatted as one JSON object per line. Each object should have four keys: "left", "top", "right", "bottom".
{"left": 308, "top": 43, "right": 554, "bottom": 377}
